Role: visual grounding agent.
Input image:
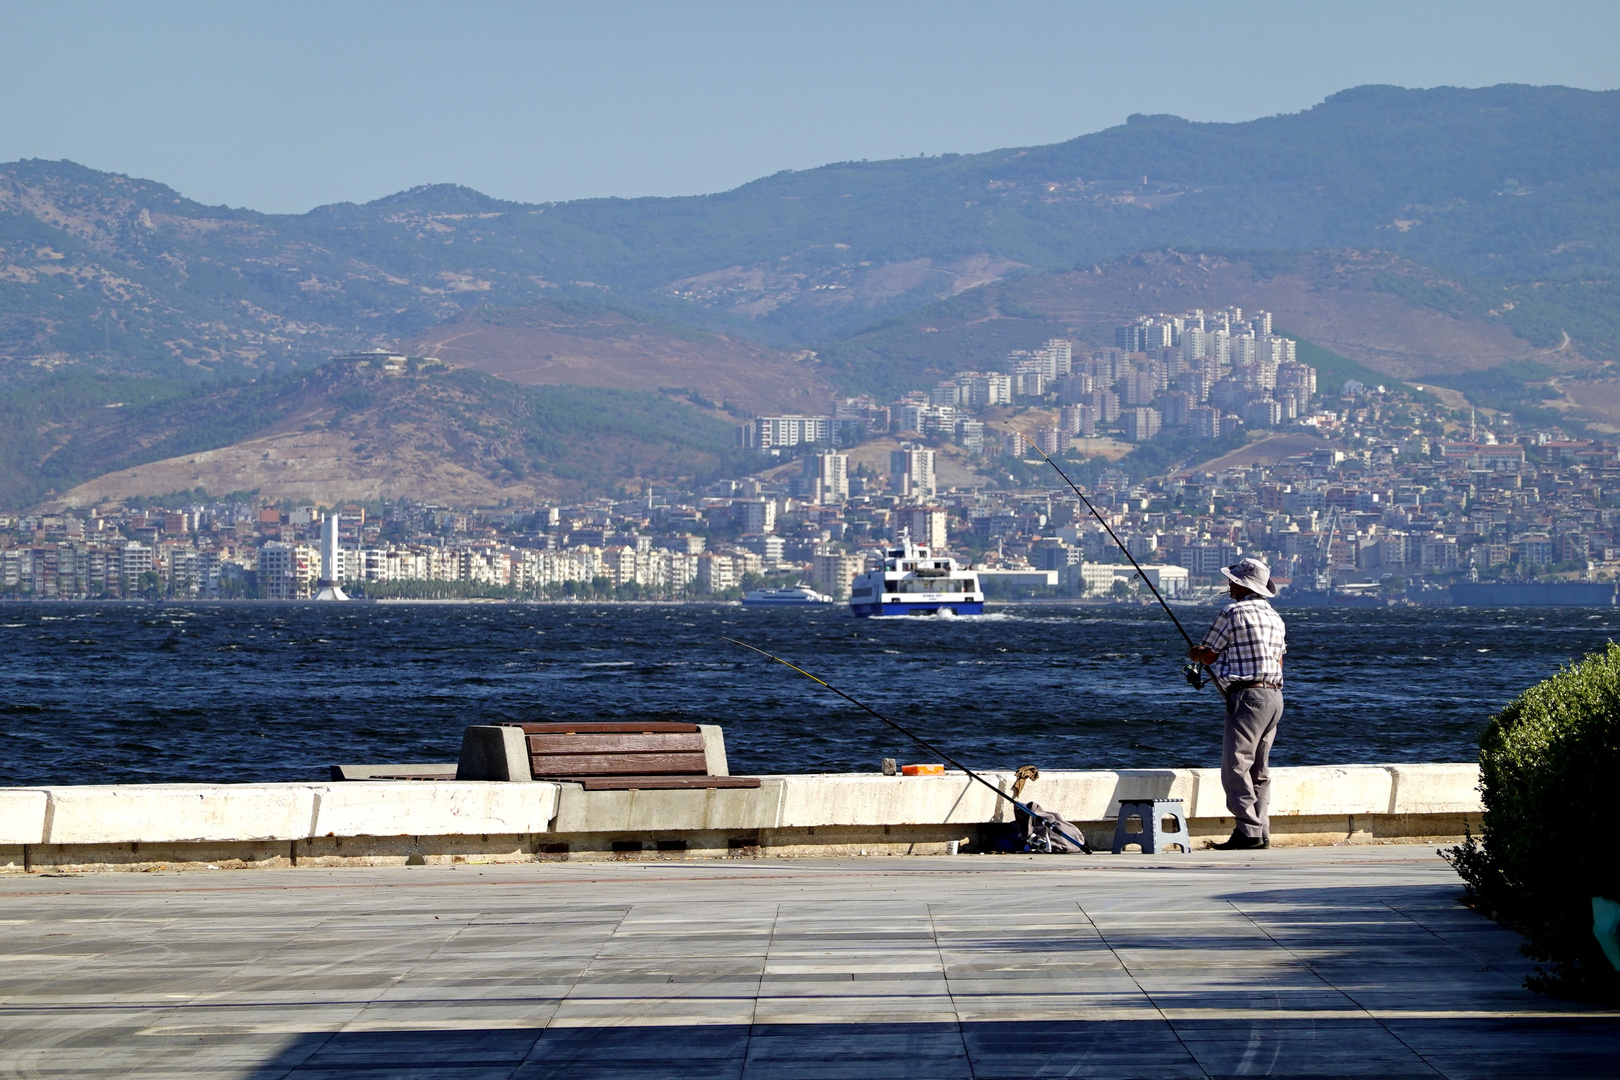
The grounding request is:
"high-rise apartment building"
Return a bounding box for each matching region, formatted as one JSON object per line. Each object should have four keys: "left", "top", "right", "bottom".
{"left": 898, "top": 506, "right": 949, "bottom": 551}
{"left": 257, "top": 541, "right": 317, "bottom": 600}
{"left": 1163, "top": 391, "right": 1193, "bottom": 427}
{"left": 802, "top": 451, "right": 849, "bottom": 504}
{"left": 738, "top": 499, "right": 777, "bottom": 534}
{"left": 1122, "top": 408, "right": 1162, "bottom": 443}
{"left": 1189, "top": 405, "right": 1221, "bottom": 439}
{"left": 889, "top": 444, "right": 937, "bottom": 500}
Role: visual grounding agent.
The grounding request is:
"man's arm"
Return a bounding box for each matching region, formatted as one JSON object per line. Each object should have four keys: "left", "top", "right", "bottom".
{"left": 1189, "top": 609, "right": 1231, "bottom": 665}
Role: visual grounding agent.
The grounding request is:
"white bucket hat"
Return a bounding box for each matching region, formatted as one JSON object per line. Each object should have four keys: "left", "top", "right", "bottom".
{"left": 1220, "top": 557, "right": 1276, "bottom": 598}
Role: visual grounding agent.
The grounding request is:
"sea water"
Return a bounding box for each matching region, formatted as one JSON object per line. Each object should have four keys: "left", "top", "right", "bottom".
{"left": 0, "top": 601, "right": 1612, "bottom": 786}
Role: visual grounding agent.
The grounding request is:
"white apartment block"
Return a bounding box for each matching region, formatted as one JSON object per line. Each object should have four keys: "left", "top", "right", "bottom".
{"left": 738, "top": 499, "right": 777, "bottom": 534}
{"left": 741, "top": 415, "right": 833, "bottom": 450}
{"left": 696, "top": 552, "right": 739, "bottom": 593}
{"left": 898, "top": 506, "right": 949, "bottom": 550}
{"left": 889, "top": 444, "right": 937, "bottom": 500}
{"left": 803, "top": 451, "right": 849, "bottom": 504}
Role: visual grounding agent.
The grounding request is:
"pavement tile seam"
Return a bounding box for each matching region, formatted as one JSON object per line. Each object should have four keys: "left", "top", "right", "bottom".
{"left": 1217, "top": 897, "right": 1456, "bottom": 1078}
{"left": 1, "top": 852, "right": 1618, "bottom": 1078}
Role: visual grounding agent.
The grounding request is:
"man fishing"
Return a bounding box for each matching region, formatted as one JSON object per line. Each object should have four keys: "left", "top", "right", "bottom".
{"left": 1187, "top": 557, "right": 1286, "bottom": 852}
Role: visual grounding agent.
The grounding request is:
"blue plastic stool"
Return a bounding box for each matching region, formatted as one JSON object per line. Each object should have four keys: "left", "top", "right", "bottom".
{"left": 1111, "top": 798, "right": 1191, "bottom": 854}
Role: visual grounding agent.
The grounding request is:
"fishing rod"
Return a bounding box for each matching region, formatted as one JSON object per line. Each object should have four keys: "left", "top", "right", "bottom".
{"left": 723, "top": 636, "right": 1091, "bottom": 853}
{"left": 1006, "top": 426, "right": 1221, "bottom": 692}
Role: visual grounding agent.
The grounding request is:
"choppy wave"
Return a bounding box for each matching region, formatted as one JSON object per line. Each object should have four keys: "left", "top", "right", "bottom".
{"left": 0, "top": 601, "right": 1611, "bottom": 785}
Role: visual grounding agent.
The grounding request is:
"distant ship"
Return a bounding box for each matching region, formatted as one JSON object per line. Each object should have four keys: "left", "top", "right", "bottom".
{"left": 848, "top": 531, "right": 984, "bottom": 617}
{"left": 1274, "top": 587, "right": 1393, "bottom": 608}
{"left": 741, "top": 584, "right": 834, "bottom": 606}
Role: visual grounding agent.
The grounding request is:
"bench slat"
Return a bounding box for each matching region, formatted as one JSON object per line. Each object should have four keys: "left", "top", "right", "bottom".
{"left": 529, "top": 751, "right": 708, "bottom": 776}
{"left": 527, "top": 733, "right": 705, "bottom": 755}
{"left": 569, "top": 776, "right": 762, "bottom": 790}
{"left": 503, "top": 722, "right": 700, "bottom": 734}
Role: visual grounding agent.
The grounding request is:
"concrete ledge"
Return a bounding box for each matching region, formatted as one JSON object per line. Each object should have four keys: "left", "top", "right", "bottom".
{"left": 0, "top": 764, "right": 1481, "bottom": 872}
{"left": 312, "top": 782, "right": 558, "bottom": 837}
{"left": 1018, "top": 769, "right": 1195, "bottom": 821}
{"left": 773, "top": 773, "right": 1013, "bottom": 827}
{"left": 0, "top": 790, "right": 47, "bottom": 845}
{"left": 42, "top": 784, "right": 318, "bottom": 844}
{"left": 551, "top": 781, "right": 783, "bottom": 834}
{"left": 1388, "top": 763, "right": 1482, "bottom": 814}
{"left": 1267, "top": 765, "right": 1395, "bottom": 817}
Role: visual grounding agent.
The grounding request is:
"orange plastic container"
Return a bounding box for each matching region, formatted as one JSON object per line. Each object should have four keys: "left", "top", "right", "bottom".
{"left": 900, "top": 763, "right": 945, "bottom": 776}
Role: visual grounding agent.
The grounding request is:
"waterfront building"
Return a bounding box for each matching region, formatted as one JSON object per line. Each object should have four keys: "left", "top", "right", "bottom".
{"left": 257, "top": 541, "right": 317, "bottom": 600}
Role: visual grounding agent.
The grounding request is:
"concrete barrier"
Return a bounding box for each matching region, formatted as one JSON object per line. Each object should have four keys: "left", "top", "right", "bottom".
{"left": 0, "top": 764, "right": 1481, "bottom": 871}
{"left": 1387, "top": 763, "right": 1484, "bottom": 814}
{"left": 774, "top": 773, "right": 1012, "bottom": 827}
{"left": 0, "top": 789, "right": 47, "bottom": 846}
{"left": 550, "top": 781, "right": 782, "bottom": 834}
{"left": 313, "top": 782, "right": 558, "bottom": 837}
{"left": 43, "top": 784, "right": 318, "bottom": 845}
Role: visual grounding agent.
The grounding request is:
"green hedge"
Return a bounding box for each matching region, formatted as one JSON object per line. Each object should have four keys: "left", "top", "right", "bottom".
{"left": 1447, "top": 643, "right": 1620, "bottom": 999}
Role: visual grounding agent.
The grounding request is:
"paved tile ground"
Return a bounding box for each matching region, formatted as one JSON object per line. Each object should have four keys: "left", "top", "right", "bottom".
{"left": 0, "top": 846, "right": 1614, "bottom": 1078}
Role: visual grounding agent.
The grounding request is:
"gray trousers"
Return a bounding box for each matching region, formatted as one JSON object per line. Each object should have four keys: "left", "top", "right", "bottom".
{"left": 1222, "top": 687, "right": 1283, "bottom": 838}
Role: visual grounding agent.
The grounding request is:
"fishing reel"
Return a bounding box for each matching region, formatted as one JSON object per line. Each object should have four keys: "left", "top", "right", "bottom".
{"left": 1182, "top": 662, "right": 1210, "bottom": 689}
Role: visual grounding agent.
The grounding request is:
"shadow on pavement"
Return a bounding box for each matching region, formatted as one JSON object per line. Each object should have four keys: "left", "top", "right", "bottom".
{"left": 246, "top": 1016, "right": 1620, "bottom": 1079}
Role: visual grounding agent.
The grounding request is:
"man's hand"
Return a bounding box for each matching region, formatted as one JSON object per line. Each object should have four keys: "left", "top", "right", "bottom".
{"left": 1188, "top": 646, "right": 1218, "bottom": 665}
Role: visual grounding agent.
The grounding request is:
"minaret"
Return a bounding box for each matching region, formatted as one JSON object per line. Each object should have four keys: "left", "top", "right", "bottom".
{"left": 313, "top": 512, "right": 349, "bottom": 601}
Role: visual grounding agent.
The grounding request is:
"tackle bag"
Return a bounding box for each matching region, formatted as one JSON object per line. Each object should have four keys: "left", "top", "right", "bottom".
{"left": 1017, "top": 801, "right": 1090, "bottom": 854}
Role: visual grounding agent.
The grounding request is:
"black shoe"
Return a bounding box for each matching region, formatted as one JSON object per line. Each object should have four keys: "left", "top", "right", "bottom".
{"left": 1208, "top": 831, "right": 1265, "bottom": 851}
{"left": 1260, "top": 836, "right": 1270, "bottom": 849}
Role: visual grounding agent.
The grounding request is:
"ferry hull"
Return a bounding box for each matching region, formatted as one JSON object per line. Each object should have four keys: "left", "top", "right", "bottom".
{"left": 851, "top": 600, "right": 986, "bottom": 617}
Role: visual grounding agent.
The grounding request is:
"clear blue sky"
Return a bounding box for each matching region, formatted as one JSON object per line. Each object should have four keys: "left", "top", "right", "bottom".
{"left": 3, "top": 1, "right": 1617, "bottom": 214}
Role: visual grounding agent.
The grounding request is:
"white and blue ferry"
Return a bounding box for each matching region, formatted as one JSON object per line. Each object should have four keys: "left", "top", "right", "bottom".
{"left": 848, "top": 531, "right": 984, "bottom": 617}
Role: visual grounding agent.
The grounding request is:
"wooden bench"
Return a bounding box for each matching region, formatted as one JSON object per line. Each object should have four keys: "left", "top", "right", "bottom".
{"left": 494, "top": 722, "right": 760, "bottom": 791}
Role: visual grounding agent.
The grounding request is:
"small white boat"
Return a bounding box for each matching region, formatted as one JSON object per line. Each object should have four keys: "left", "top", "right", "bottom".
{"left": 848, "top": 531, "right": 984, "bottom": 617}
{"left": 741, "top": 584, "right": 834, "bottom": 606}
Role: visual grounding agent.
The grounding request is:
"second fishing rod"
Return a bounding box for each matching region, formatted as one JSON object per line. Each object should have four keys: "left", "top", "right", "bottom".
{"left": 1008, "top": 426, "right": 1224, "bottom": 693}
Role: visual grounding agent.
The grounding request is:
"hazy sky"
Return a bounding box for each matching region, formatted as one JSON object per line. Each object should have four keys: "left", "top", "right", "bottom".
{"left": 3, "top": 1, "right": 1617, "bottom": 214}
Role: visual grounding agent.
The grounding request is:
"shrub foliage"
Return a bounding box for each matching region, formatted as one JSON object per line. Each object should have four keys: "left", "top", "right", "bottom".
{"left": 1448, "top": 642, "right": 1620, "bottom": 998}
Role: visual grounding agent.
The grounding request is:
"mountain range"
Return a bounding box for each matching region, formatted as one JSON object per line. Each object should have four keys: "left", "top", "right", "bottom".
{"left": 3, "top": 82, "right": 1618, "bottom": 506}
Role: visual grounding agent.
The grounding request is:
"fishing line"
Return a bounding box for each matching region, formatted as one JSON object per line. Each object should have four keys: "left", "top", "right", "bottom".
{"left": 1007, "top": 426, "right": 1223, "bottom": 691}
{"left": 722, "top": 636, "right": 1091, "bottom": 853}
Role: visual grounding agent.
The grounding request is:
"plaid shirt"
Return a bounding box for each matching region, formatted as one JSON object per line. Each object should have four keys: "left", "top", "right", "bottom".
{"left": 1200, "top": 597, "right": 1286, "bottom": 686}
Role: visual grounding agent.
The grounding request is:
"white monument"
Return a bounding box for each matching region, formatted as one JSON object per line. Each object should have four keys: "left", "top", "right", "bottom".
{"left": 313, "top": 512, "right": 349, "bottom": 601}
